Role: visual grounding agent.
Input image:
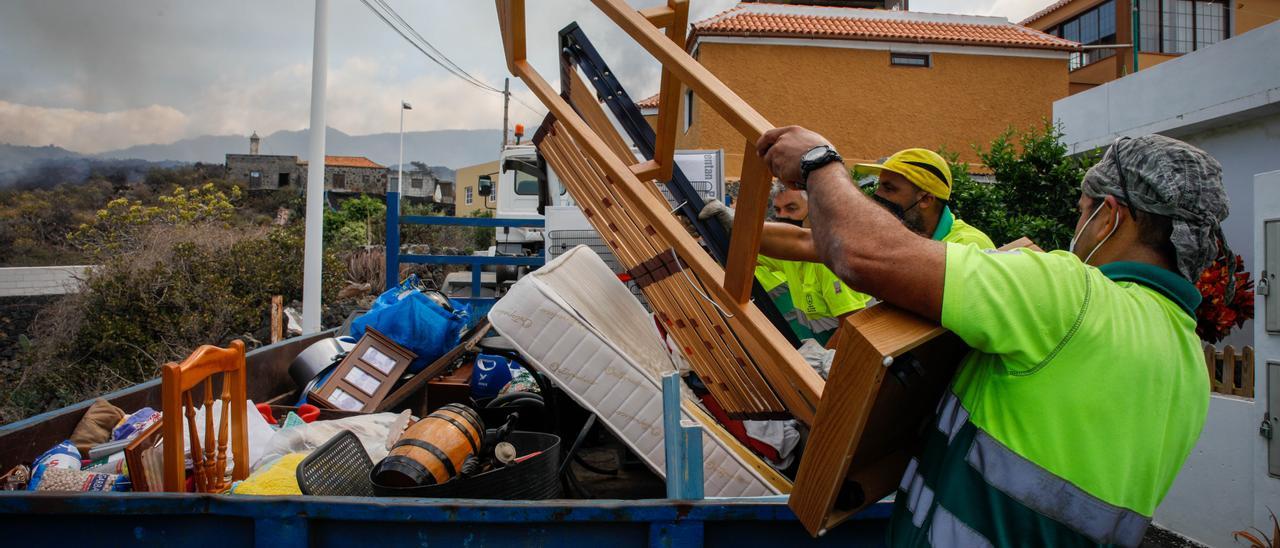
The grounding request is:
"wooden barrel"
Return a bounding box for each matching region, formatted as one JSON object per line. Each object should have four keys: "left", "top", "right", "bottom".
{"left": 373, "top": 403, "right": 484, "bottom": 487}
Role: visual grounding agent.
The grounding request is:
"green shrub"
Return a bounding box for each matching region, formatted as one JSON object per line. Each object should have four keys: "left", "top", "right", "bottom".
{"left": 947, "top": 120, "right": 1099, "bottom": 250}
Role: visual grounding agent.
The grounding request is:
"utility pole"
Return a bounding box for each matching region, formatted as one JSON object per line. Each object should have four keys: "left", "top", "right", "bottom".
{"left": 501, "top": 77, "right": 510, "bottom": 150}
{"left": 302, "top": 0, "right": 328, "bottom": 334}
{"left": 397, "top": 100, "right": 412, "bottom": 201}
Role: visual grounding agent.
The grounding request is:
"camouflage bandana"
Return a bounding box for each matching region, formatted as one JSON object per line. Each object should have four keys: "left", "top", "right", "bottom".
{"left": 1080, "top": 135, "right": 1232, "bottom": 294}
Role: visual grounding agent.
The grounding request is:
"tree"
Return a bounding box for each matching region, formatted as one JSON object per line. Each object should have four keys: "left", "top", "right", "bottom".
{"left": 947, "top": 121, "right": 1099, "bottom": 251}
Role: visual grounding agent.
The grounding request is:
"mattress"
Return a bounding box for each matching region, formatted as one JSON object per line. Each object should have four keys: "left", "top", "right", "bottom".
{"left": 489, "top": 245, "right": 790, "bottom": 497}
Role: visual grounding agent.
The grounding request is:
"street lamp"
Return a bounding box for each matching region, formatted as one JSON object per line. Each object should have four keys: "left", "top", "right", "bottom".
{"left": 397, "top": 100, "right": 413, "bottom": 203}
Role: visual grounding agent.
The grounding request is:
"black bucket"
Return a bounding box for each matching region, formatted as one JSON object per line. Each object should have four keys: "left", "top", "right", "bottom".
{"left": 371, "top": 430, "right": 561, "bottom": 500}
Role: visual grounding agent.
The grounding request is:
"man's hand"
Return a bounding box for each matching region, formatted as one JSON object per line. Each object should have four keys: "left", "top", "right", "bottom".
{"left": 757, "top": 126, "right": 834, "bottom": 186}
{"left": 698, "top": 199, "right": 735, "bottom": 235}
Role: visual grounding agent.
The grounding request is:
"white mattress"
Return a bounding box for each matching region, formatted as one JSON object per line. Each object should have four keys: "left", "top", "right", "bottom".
{"left": 489, "top": 245, "right": 787, "bottom": 497}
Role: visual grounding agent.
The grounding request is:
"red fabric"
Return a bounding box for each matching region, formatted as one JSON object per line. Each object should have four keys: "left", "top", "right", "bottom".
{"left": 698, "top": 394, "right": 780, "bottom": 462}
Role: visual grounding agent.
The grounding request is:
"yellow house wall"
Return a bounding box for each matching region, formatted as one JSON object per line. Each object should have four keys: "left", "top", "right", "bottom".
{"left": 454, "top": 160, "right": 499, "bottom": 217}
{"left": 677, "top": 42, "right": 1069, "bottom": 178}
{"left": 1237, "top": 0, "right": 1280, "bottom": 34}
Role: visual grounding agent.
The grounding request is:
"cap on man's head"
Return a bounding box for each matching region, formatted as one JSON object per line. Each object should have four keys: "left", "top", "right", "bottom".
{"left": 853, "top": 148, "right": 953, "bottom": 200}
{"left": 1081, "top": 134, "right": 1229, "bottom": 283}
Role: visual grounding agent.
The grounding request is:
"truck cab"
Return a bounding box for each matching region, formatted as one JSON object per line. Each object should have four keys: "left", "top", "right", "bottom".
{"left": 485, "top": 144, "right": 572, "bottom": 255}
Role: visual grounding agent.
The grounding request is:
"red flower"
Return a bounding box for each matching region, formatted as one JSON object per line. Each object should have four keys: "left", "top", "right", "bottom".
{"left": 1195, "top": 252, "right": 1254, "bottom": 343}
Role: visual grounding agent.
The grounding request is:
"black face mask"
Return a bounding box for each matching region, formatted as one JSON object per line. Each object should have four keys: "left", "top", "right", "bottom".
{"left": 777, "top": 217, "right": 805, "bottom": 228}
{"left": 873, "top": 194, "right": 912, "bottom": 219}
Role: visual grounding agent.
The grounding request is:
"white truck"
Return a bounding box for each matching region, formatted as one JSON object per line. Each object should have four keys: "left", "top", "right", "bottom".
{"left": 441, "top": 144, "right": 723, "bottom": 298}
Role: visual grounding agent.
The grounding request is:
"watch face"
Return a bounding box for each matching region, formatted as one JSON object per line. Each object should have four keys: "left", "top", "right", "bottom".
{"left": 802, "top": 146, "right": 829, "bottom": 163}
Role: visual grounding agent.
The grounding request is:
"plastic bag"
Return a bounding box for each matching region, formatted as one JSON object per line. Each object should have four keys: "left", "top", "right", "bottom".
{"left": 350, "top": 275, "right": 469, "bottom": 373}
{"left": 33, "top": 440, "right": 81, "bottom": 471}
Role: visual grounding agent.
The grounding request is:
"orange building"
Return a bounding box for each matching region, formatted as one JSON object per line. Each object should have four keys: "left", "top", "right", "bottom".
{"left": 1022, "top": 0, "right": 1279, "bottom": 94}
{"left": 641, "top": 3, "right": 1077, "bottom": 176}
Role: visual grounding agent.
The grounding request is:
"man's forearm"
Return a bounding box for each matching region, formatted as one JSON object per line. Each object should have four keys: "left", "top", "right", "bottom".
{"left": 760, "top": 223, "right": 819, "bottom": 262}
{"left": 804, "top": 162, "right": 945, "bottom": 320}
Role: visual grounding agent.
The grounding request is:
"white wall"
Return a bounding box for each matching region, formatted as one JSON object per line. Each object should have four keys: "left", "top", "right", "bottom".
{"left": 1153, "top": 395, "right": 1257, "bottom": 544}
{"left": 0, "top": 266, "right": 90, "bottom": 297}
{"left": 1054, "top": 22, "right": 1280, "bottom": 348}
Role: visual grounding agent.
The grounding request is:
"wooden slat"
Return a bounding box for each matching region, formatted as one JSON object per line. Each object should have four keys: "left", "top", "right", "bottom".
{"left": 638, "top": 4, "right": 675, "bottom": 28}
{"left": 543, "top": 135, "right": 753, "bottom": 413}
{"left": 1204, "top": 344, "right": 1219, "bottom": 393}
{"left": 1241, "top": 346, "right": 1255, "bottom": 397}
{"left": 650, "top": 0, "right": 688, "bottom": 183}
{"left": 513, "top": 58, "right": 821, "bottom": 422}
{"left": 565, "top": 68, "right": 635, "bottom": 165}
{"left": 215, "top": 375, "right": 231, "bottom": 492}
{"left": 270, "top": 295, "right": 283, "bottom": 344}
{"left": 629, "top": 159, "right": 663, "bottom": 181}
{"left": 1223, "top": 345, "right": 1237, "bottom": 394}
{"left": 542, "top": 125, "right": 783, "bottom": 415}
{"left": 542, "top": 124, "right": 787, "bottom": 416}
{"left": 590, "top": 0, "right": 772, "bottom": 142}
{"left": 202, "top": 380, "right": 216, "bottom": 490}
{"left": 723, "top": 141, "right": 770, "bottom": 304}
{"left": 496, "top": 0, "right": 525, "bottom": 75}
{"left": 789, "top": 327, "right": 889, "bottom": 536}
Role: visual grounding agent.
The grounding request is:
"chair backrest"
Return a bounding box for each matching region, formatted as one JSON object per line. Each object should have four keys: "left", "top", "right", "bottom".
{"left": 161, "top": 340, "right": 249, "bottom": 493}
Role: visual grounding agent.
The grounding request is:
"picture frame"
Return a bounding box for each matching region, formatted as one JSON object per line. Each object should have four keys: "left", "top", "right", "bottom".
{"left": 310, "top": 328, "right": 416, "bottom": 413}
{"left": 124, "top": 418, "right": 165, "bottom": 493}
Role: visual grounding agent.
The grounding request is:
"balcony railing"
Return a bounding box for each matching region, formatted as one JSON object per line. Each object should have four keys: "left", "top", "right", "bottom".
{"left": 1069, "top": 46, "right": 1119, "bottom": 72}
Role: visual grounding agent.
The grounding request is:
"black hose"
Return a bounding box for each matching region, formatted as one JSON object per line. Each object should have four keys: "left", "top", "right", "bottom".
{"left": 558, "top": 414, "right": 597, "bottom": 477}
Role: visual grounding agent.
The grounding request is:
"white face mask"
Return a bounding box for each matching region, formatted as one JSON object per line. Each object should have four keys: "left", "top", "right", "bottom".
{"left": 1069, "top": 201, "right": 1120, "bottom": 265}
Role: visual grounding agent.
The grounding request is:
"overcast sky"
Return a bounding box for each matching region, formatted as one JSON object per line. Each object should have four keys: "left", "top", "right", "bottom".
{"left": 0, "top": 0, "right": 1050, "bottom": 154}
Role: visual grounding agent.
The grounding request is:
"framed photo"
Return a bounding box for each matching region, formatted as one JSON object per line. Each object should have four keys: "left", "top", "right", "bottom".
{"left": 124, "top": 419, "right": 165, "bottom": 492}
{"left": 310, "top": 328, "right": 416, "bottom": 413}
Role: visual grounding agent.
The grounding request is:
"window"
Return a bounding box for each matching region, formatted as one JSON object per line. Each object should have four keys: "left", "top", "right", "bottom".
{"left": 465, "top": 186, "right": 473, "bottom": 205}
{"left": 411, "top": 177, "right": 423, "bottom": 189}
{"left": 249, "top": 171, "right": 261, "bottom": 187}
{"left": 332, "top": 172, "right": 345, "bottom": 189}
{"left": 1139, "top": 0, "right": 1228, "bottom": 54}
{"left": 1050, "top": 0, "right": 1119, "bottom": 71}
{"left": 513, "top": 171, "right": 539, "bottom": 196}
{"left": 683, "top": 88, "right": 693, "bottom": 133}
{"left": 890, "top": 52, "right": 931, "bottom": 67}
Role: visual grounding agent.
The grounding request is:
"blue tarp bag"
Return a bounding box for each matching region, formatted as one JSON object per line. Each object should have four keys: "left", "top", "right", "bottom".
{"left": 350, "top": 275, "right": 469, "bottom": 373}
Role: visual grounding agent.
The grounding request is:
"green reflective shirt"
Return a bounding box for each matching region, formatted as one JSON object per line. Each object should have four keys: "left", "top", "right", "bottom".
{"left": 888, "top": 244, "right": 1207, "bottom": 547}
{"left": 932, "top": 206, "right": 995, "bottom": 249}
{"left": 756, "top": 256, "right": 870, "bottom": 344}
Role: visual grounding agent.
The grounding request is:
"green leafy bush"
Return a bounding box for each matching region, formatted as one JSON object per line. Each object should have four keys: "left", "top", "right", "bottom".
{"left": 947, "top": 120, "right": 1099, "bottom": 250}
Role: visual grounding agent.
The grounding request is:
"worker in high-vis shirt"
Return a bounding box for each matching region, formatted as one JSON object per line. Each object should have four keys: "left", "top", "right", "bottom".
{"left": 856, "top": 148, "right": 995, "bottom": 249}
{"left": 755, "top": 127, "right": 1228, "bottom": 547}
{"left": 753, "top": 184, "right": 870, "bottom": 345}
{"left": 727, "top": 148, "right": 995, "bottom": 267}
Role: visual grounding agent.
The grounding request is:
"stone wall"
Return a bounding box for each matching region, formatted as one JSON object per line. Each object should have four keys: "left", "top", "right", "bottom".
{"left": 226, "top": 154, "right": 303, "bottom": 190}
{"left": 326, "top": 166, "right": 389, "bottom": 195}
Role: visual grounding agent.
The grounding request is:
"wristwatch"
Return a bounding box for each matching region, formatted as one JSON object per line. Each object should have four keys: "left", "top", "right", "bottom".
{"left": 798, "top": 144, "right": 843, "bottom": 190}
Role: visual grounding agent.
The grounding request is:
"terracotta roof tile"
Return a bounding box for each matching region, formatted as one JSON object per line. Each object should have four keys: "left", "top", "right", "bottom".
{"left": 1020, "top": 0, "right": 1075, "bottom": 26}
{"left": 691, "top": 4, "right": 1078, "bottom": 51}
{"left": 324, "top": 155, "right": 385, "bottom": 169}
{"left": 635, "top": 93, "right": 661, "bottom": 109}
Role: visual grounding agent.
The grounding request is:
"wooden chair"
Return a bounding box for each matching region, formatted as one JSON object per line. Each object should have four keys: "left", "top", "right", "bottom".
{"left": 161, "top": 340, "right": 249, "bottom": 493}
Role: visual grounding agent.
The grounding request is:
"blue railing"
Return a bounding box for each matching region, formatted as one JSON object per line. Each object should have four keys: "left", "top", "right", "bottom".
{"left": 385, "top": 192, "right": 545, "bottom": 315}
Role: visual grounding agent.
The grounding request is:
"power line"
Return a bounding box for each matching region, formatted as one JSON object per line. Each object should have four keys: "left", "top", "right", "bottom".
{"left": 370, "top": 0, "right": 502, "bottom": 93}
{"left": 357, "top": 0, "right": 546, "bottom": 117}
